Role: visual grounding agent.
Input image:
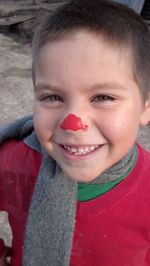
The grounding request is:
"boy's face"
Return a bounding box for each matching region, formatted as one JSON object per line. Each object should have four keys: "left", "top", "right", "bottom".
{"left": 33, "top": 31, "right": 150, "bottom": 182}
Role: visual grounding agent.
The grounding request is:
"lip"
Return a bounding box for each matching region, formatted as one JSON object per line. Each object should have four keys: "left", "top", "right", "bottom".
{"left": 58, "top": 144, "right": 104, "bottom": 160}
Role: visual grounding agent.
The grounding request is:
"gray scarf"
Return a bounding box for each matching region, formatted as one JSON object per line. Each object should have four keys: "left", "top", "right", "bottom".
{"left": 0, "top": 116, "right": 136, "bottom": 266}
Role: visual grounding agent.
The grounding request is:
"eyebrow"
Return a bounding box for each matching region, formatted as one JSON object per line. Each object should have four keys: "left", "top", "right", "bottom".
{"left": 34, "top": 82, "right": 128, "bottom": 92}
{"left": 34, "top": 83, "right": 60, "bottom": 92}
{"left": 92, "top": 82, "right": 128, "bottom": 91}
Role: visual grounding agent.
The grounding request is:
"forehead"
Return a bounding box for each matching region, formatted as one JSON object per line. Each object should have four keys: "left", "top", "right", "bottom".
{"left": 37, "top": 30, "right": 132, "bottom": 62}
{"left": 35, "top": 30, "right": 135, "bottom": 89}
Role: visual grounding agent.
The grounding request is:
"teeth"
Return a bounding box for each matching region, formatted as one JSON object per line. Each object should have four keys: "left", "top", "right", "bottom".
{"left": 89, "top": 146, "right": 95, "bottom": 151}
{"left": 78, "top": 148, "right": 84, "bottom": 153}
{"left": 63, "top": 145, "right": 99, "bottom": 155}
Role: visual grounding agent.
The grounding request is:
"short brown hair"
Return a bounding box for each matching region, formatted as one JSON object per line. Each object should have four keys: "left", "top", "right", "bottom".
{"left": 32, "top": 0, "right": 150, "bottom": 99}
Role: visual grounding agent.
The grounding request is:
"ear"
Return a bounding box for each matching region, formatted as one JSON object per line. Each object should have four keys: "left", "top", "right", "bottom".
{"left": 140, "top": 94, "right": 150, "bottom": 126}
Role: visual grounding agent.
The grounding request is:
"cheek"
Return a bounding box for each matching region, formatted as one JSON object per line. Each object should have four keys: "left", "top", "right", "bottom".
{"left": 33, "top": 106, "right": 58, "bottom": 139}
{"left": 99, "top": 112, "right": 139, "bottom": 143}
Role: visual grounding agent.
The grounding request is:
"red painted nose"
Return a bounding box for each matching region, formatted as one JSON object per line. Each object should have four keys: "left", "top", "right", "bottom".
{"left": 59, "top": 113, "right": 88, "bottom": 131}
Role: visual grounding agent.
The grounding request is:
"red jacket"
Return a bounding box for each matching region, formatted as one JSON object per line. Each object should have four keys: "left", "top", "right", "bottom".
{"left": 1, "top": 139, "right": 150, "bottom": 266}
{"left": 0, "top": 139, "right": 42, "bottom": 265}
{"left": 70, "top": 144, "right": 150, "bottom": 265}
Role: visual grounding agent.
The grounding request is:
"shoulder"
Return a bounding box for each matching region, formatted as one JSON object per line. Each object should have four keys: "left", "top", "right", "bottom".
{"left": 0, "top": 139, "right": 42, "bottom": 179}
{"left": 0, "top": 116, "right": 42, "bottom": 172}
{"left": 0, "top": 139, "right": 42, "bottom": 211}
{"left": 136, "top": 143, "right": 150, "bottom": 173}
{"left": 137, "top": 143, "right": 150, "bottom": 159}
{"left": 0, "top": 115, "right": 33, "bottom": 144}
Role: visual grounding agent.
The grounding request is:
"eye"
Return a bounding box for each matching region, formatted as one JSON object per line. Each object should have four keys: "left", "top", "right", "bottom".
{"left": 38, "top": 94, "right": 64, "bottom": 108}
{"left": 40, "top": 94, "right": 63, "bottom": 102}
{"left": 91, "top": 94, "right": 116, "bottom": 102}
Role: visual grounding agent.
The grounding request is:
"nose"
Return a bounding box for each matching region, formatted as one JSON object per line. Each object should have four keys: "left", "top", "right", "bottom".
{"left": 59, "top": 113, "right": 88, "bottom": 131}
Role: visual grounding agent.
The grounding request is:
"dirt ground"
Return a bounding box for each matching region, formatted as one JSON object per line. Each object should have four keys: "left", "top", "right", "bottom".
{"left": 0, "top": 33, "right": 33, "bottom": 246}
{"left": 0, "top": 28, "right": 150, "bottom": 246}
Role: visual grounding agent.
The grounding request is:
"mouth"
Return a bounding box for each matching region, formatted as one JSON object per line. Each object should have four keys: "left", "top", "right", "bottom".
{"left": 60, "top": 144, "right": 101, "bottom": 156}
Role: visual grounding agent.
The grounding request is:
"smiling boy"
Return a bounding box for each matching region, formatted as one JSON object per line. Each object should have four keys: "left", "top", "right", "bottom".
{"left": 1, "top": 0, "right": 150, "bottom": 265}
{"left": 33, "top": 29, "right": 148, "bottom": 182}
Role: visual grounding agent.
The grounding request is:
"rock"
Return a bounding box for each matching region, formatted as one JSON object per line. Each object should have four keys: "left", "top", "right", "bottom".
{"left": 0, "top": 1, "right": 66, "bottom": 40}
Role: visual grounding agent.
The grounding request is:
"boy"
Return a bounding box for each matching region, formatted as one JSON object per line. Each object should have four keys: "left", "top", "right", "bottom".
{"left": 1, "top": 0, "right": 150, "bottom": 265}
